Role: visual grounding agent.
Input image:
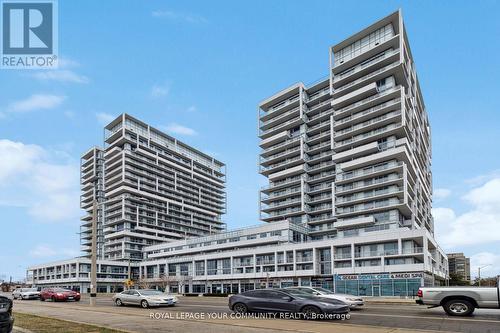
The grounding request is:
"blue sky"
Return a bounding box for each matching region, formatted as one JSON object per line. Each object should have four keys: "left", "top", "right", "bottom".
{"left": 1, "top": 0, "right": 499, "bottom": 281}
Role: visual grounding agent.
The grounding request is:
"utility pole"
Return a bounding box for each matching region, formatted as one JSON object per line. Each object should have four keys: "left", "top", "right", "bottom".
{"left": 90, "top": 200, "right": 97, "bottom": 306}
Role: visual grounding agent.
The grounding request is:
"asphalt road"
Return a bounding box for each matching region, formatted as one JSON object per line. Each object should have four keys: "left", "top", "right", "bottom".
{"left": 6, "top": 293, "right": 500, "bottom": 333}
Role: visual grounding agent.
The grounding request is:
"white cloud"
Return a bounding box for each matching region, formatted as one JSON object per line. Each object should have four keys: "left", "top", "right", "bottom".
{"left": 0, "top": 139, "right": 80, "bottom": 222}
{"left": 164, "top": 123, "right": 197, "bottom": 136}
{"left": 433, "top": 188, "right": 451, "bottom": 200}
{"left": 30, "top": 244, "right": 78, "bottom": 258}
{"left": 32, "top": 70, "right": 89, "bottom": 84}
{"left": 470, "top": 252, "right": 500, "bottom": 278}
{"left": 465, "top": 169, "right": 500, "bottom": 186}
{"left": 96, "top": 112, "right": 116, "bottom": 125}
{"left": 186, "top": 105, "right": 197, "bottom": 113}
{"left": 151, "top": 83, "right": 170, "bottom": 98}
{"left": 433, "top": 178, "right": 500, "bottom": 249}
{"left": 29, "top": 57, "right": 89, "bottom": 84}
{"left": 152, "top": 10, "right": 207, "bottom": 23}
{"left": 7, "top": 94, "right": 65, "bottom": 113}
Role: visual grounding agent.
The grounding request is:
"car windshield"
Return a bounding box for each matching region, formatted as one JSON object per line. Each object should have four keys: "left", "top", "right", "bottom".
{"left": 53, "top": 288, "right": 70, "bottom": 292}
{"left": 280, "top": 289, "right": 314, "bottom": 299}
{"left": 139, "top": 290, "right": 164, "bottom": 296}
{"left": 23, "top": 288, "right": 37, "bottom": 292}
{"left": 314, "top": 287, "right": 334, "bottom": 294}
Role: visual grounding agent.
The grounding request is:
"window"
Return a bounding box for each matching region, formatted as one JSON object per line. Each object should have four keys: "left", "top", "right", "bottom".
{"left": 242, "top": 290, "right": 266, "bottom": 298}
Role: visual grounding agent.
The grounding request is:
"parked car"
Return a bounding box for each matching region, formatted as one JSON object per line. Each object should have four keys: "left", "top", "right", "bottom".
{"left": 112, "top": 289, "right": 177, "bottom": 308}
{"left": 416, "top": 276, "right": 500, "bottom": 316}
{"left": 0, "top": 296, "right": 14, "bottom": 333}
{"left": 12, "top": 288, "right": 40, "bottom": 300}
{"left": 284, "top": 287, "right": 364, "bottom": 309}
{"left": 40, "top": 288, "right": 81, "bottom": 302}
{"left": 228, "top": 289, "right": 350, "bottom": 317}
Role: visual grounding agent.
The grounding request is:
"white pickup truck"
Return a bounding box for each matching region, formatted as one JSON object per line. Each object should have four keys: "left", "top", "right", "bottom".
{"left": 416, "top": 276, "right": 500, "bottom": 316}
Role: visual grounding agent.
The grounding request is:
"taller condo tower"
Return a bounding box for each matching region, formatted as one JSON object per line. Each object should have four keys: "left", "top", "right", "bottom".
{"left": 259, "top": 10, "right": 433, "bottom": 240}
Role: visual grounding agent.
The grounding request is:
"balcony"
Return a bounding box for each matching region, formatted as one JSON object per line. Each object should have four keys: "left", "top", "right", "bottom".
{"left": 333, "top": 48, "right": 400, "bottom": 86}
{"left": 306, "top": 160, "right": 335, "bottom": 173}
{"left": 335, "top": 186, "right": 404, "bottom": 206}
{"left": 334, "top": 86, "right": 401, "bottom": 119}
{"left": 262, "top": 94, "right": 300, "bottom": 120}
{"left": 261, "top": 135, "right": 301, "bottom": 156}
{"left": 335, "top": 198, "right": 405, "bottom": 217}
{"left": 262, "top": 197, "right": 302, "bottom": 212}
{"left": 260, "top": 146, "right": 301, "bottom": 166}
{"left": 261, "top": 176, "right": 303, "bottom": 192}
{"left": 260, "top": 155, "right": 303, "bottom": 175}
{"left": 355, "top": 249, "right": 399, "bottom": 258}
{"left": 334, "top": 110, "right": 402, "bottom": 140}
{"left": 260, "top": 106, "right": 300, "bottom": 131}
{"left": 335, "top": 173, "right": 403, "bottom": 194}
{"left": 259, "top": 116, "right": 306, "bottom": 139}
{"left": 306, "top": 86, "right": 330, "bottom": 102}
{"left": 333, "top": 61, "right": 400, "bottom": 98}
{"left": 332, "top": 141, "right": 379, "bottom": 163}
{"left": 262, "top": 187, "right": 302, "bottom": 203}
{"left": 334, "top": 97, "right": 401, "bottom": 129}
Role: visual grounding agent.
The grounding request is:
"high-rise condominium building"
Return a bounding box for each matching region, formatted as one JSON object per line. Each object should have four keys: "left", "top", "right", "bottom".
{"left": 259, "top": 10, "right": 433, "bottom": 239}
{"left": 29, "top": 10, "right": 448, "bottom": 296}
{"left": 80, "top": 114, "right": 226, "bottom": 261}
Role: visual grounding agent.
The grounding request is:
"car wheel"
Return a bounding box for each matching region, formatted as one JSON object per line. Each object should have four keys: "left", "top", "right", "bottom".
{"left": 115, "top": 298, "right": 123, "bottom": 306}
{"left": 51, "top": 296, "right": 56, "bottom": 302}
{"left": 301, "top": 305, "right": 322, "bottom": 319}
{"left": 40, "top": 296, "right": 45, "bottom": 301}
{"left": 232, "top": 303, "right": 248, "bottom": 314}
{"left": 443, "top": 299, "right": 475, "bottom": 316}
{"left": 141, "top": 300, "right": 149, "bottom": 308}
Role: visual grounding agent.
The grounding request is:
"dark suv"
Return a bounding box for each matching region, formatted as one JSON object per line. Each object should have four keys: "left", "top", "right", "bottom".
{"left": 0, "top": 296, "right": 13, "bottom": 333}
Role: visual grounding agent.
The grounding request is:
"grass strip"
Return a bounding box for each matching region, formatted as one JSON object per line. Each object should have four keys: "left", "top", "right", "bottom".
{"left": 13, "top": 312, "right": 128, "bottom": 333}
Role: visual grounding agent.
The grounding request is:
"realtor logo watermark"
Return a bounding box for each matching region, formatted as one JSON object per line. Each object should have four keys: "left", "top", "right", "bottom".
{"left": 1, "top": 0, "right": 58, "bottom": 69}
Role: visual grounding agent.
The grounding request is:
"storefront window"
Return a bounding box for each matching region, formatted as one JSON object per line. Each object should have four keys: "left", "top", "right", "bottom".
{"left": 381, "top": 279, "right": 393, "bottom": 296}
{"left": 394, "top": 280, "right": 407, "bottom": 296}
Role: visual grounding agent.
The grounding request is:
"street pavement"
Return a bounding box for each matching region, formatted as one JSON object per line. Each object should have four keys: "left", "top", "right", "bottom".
{"left": 7, "top": 294, "right": 500, "bottom": 333}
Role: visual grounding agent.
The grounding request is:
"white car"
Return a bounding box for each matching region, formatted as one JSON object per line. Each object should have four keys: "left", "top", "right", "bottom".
{"left": 285, "top": 287, "right": 364, "bottom": 309}
{"left": 12, "top": 288, "right": 40, "bottom": 300}
{"left": 112, "top": 289, "right": 178, "bottom": 308}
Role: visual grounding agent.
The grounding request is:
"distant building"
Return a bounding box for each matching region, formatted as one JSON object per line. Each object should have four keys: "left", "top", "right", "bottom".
{"left": 447, "top": 253, "right": 471, "bottom": 283}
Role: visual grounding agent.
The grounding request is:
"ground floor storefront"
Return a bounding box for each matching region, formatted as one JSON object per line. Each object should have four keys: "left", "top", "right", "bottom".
{"left": 333, "top": 273, "right": 425, "bottom": 296}
{"left": 153, "top": 272, "right": 434, "bottom": 296}
{"left": 32, "top": 272, "right": 443, "bottom": 297}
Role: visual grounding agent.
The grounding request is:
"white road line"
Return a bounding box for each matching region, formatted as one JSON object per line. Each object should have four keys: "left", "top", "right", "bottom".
{"left": 353, "top": 311, "right": 500, "bottom": 323}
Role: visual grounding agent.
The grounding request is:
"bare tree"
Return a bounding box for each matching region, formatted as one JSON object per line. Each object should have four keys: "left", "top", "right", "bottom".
{"left": 137, "top": 276, "right": 151, "bottom": 289}
{"left": 157, "top": 274, "right": 177, "bottom": 292}
{"left": 177, "top": 275, "right": 192, "bottom": 294}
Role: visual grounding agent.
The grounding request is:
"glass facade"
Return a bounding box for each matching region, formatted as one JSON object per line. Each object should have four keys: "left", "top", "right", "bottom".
{"left": 335, "top": 275, "right": 422, "bottom": 296}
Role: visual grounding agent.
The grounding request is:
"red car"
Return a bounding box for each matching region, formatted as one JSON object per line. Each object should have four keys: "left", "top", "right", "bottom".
{"left": 40, "top": 288, "right": 80, "bottom": 302}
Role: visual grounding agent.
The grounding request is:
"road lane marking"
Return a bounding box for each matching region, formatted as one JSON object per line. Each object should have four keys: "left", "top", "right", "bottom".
{"left": 353, "top": 311, "right": 500, "bottom": 323}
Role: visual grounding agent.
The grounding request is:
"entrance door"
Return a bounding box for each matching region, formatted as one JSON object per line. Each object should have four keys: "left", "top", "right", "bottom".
{"left": 372, "top": 285, "right": 381, "bottom": 297}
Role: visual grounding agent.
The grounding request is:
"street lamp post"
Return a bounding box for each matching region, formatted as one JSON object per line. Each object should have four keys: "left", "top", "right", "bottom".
{"left": 90, "top": 200, "right": 98, "bottom": 306}
{"left": 478, "top": 265, "right": 491, "bottom": 287}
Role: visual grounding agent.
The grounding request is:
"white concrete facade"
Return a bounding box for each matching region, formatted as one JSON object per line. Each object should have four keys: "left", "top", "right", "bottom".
{"left": 28, "top": 10, "right": 448, "bottom": 297}
{"left": 82, "top": 114, "right": 227, "bottom": 261}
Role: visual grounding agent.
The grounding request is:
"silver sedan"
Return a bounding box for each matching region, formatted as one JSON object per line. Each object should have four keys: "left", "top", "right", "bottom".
{"left": 112, "top": 289, "right": 177, "bottom": 308}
